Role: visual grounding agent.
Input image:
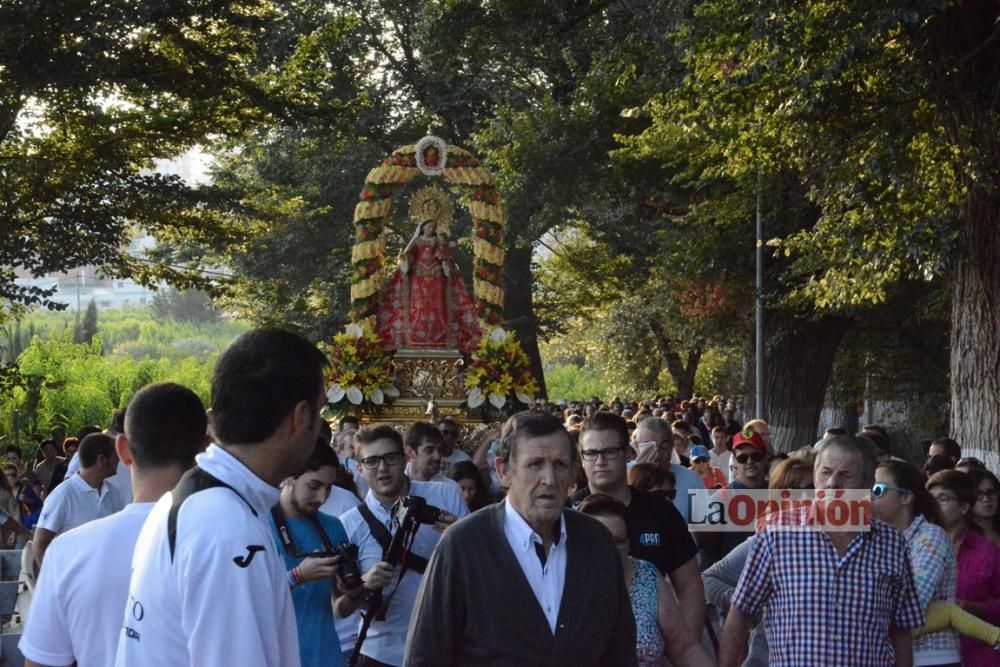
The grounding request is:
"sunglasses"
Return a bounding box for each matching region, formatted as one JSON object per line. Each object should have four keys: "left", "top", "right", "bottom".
{"left": 872, "top": 482, "right": 910, "bottom": 498}
{"left": 735, "top": 452, "right": 765, "bottom": 464}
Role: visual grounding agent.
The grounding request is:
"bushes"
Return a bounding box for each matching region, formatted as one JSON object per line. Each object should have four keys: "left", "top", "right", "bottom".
{"left": 0, "top": 308, "right": 246, "bottom": 458}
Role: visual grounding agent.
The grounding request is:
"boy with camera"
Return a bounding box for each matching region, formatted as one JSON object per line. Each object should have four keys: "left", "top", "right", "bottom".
{"left": 338, "top": 424, "right": 467, "bottom": 667}
{"left": 271, "top": 439, "right": 376, "bottom": 667}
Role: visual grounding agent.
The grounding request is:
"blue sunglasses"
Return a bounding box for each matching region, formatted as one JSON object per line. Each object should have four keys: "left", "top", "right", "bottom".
{"left": 872, "top": 482, "right": 910, "bottom": 498}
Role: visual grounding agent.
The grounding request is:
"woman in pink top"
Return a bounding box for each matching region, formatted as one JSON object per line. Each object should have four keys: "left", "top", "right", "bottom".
{"left": 927, "top": 469, "right": 1000, "bottom": 666}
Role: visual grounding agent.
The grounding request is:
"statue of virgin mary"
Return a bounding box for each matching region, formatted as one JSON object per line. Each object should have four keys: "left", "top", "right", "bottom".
{"left": 375, "top": 189, "right": 482, "bottom": 353}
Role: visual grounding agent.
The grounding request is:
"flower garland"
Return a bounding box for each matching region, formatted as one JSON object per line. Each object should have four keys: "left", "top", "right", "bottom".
{"left": 464, "top": 328, "right": 538, "bottom": 416}
{"left": 349, "top": 139, "right": 505, "bottom": 330}
{"left": 323, "top": 323, "right": 399, "bottom": 411}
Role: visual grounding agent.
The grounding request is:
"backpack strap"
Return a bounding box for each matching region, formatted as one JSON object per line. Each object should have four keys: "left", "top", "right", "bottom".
{"left": 356, "top": 502, "right": 428, "bottom": 575}
{"left": 168, "top": 466, "right": 256, "bottom": 561}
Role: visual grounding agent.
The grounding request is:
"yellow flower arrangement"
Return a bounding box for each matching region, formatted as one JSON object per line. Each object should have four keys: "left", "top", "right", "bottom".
{"left": 323, "top": 323, "right": 399, "bottom": 410}
{"left": 464, "top": 328, "right": 538, "bottom": 415}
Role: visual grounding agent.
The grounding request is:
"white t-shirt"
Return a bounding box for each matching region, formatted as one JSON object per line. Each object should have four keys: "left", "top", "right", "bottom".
{"left": 20, "top": 502, "right": 154, "bottom": 667}
{"left": 439, "top": 447, "right": 471, "bottom": 469}
{"left": 38, "top": 472, "right": 125, "bottom": 535}
{"left": 319, "top": 484, "right": 360, "bottom": 518}
{"left": 339, "top": 480, "right": 468, "bottom": 666}
{"left": 115, "top": 445, "right": 300, "bottom": 667}
{"left": 67, "top": 454, "right": 133, "bottom": 504}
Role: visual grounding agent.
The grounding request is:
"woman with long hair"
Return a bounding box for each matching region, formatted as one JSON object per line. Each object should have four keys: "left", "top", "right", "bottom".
{"left": 445, "top": 460, "right": 491, "bottom": 511}
{"left": 578, "top": 494, "right": 711, "bottom": 667}
{"left": 926, "top": 469, "right": 1000, "bottom": 665}
{"left": 967, "top": 468, "right": 1000, "bottom": 549}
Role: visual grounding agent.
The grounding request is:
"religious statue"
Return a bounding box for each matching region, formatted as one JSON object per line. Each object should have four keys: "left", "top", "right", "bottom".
{"left": 376, "top": 187, "right": 482, "bottom": 353}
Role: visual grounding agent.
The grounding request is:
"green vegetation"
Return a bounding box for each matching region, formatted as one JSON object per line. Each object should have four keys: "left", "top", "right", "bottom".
{"left": 0, "top": 308, "right": 248, "bottom": 457}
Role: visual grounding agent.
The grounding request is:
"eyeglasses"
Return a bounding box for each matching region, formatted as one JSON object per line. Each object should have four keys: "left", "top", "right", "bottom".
{"left": 872, "top": 482, "right": 910, "bottom": 498}
{"left": 735, "top": 452, "right": 765, "bottom": 464}
{"left": 931, "top": 493, "right": 959, "bottom": 506}
{"left": 359, "top": 452, "right": 405, "bottom": 470}
{"left": 977, "top": 489, "right": 998, "bottom": 500}
{"left": 581, "top": 447, "right": 624, "bottom": 462}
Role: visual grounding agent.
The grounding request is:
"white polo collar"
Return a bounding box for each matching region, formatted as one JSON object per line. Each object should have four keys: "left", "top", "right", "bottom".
{"left": 503, "top": 498, "right": 566, "bottom": 553}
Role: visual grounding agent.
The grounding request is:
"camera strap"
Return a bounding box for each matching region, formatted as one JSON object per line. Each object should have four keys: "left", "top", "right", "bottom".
{"left": 357, "top": 503, "right": 427, "bottom": 574}
{"left": 271, "top": 504, "right": 337, "bottom": 558}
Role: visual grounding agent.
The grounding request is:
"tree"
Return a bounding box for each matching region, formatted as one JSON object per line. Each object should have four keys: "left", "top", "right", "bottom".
{"left": 618, "top": 0, "right": 999, "bottom": 449}
{"left": 74, "top": 300, "right": 99, "bottom": 345}
{"left": 151, "top": 289, "right": 219, "bottom": 324}
{"left": 0, "top": 0, "right": 301, "bottom": 319}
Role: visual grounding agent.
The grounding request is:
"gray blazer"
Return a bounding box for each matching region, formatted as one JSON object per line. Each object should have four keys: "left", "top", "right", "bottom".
{"left": 404, "top": 502, "right": 638, "bottom": 666}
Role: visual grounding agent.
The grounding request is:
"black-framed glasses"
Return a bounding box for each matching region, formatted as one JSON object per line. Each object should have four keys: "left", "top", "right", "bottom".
{"left": 581, "top": 447, "right": 624, "bottom": 462}
{"left": 359, "top": 452, "right": 405, "bottom": 470}
{"left": 872, "top": 482, "right": 910, "bottom": 498}
{"left": 977, "top": 489, "right": 999, "bottom": 500}
{"left": 735, "top": 452, "right": 765, "bottom": 464}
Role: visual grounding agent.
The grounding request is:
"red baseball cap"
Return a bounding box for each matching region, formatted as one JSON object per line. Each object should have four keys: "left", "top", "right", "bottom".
{"left": 732, "top": 429, "right": 766, "bottom": 453}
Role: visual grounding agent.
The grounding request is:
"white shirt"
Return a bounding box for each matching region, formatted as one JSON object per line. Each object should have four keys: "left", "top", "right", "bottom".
{"left": 20, "top": 503, "right": 154, "bottom": 667}
{"left": 710, "top": 449, "right": 734, "bottom": 482}
{"left": 440, "top": 447, "right": 471, "bottom": 469}
{"left": 340, "top": 479, "right": 468, "bottom": 666}
{"left": 502, "top": 499, "right": 567, "bottom": 634}
{"left": 115, "top": 445, "right": 300, "bottom": 667}
{"left": 38, "top": 472, "right": 124, "bottom": 534}
{"left": 67, "top": 453, "right": 133, "bottom": 504}
{"left": 320, "top": 484, "right": 361, "bottom": 518}
{"left": 670, "top": 464, "right": 702, "bottom": 521}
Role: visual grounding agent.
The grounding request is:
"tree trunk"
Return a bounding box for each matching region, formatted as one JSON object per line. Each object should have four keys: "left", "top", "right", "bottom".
{"left": 504, "top": 245, "right": 548, "bottom": 398}
{"left": 762, "top": 313, "right": 854, "bottom": 453}
{"left": 950, "top": 188, "right": 1000, "bottom": 466}
{"left": 648, "top": 319, "right": 702, "bottom": 399}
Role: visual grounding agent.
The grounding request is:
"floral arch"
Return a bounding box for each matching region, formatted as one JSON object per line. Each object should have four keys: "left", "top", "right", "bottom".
{"left": 348, "top": 136, "right": 505, "bottom": 330}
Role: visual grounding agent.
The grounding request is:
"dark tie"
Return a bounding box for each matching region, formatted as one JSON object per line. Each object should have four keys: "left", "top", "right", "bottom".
{"left": 534, "top": 542, "right": 547, "bottom": 567}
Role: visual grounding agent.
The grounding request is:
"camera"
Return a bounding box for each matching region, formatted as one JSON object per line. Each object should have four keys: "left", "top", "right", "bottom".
{"left": 393, "top": 495, "right": 442, "bottom": 526}
{"left": 312, "top": 542, "right": 363, "bottom": 591}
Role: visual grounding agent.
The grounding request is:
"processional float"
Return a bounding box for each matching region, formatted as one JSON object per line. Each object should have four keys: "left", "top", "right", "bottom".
{"left": 323, "top": 136, "right": 538, "bottom": 431}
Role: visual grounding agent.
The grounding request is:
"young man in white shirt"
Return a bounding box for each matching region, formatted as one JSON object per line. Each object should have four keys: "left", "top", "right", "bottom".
{"left": 21, "top": 382, "right": 207, "bottom": 667}
{"left": 338, "top": 425, "right": 467, "bottom": 667}
{"left": 64, "top": 410, "right": 134, "bottom": 504}
{"left": 437, "top": 417, "right": 470, "bottom": 468}
{"left": 33, "top": 432, "right": 125, "bottom": 569}
{"left": 404, "top": 422, "right": 461, "bottom": 489}
{"left": 115, "top": 328, "right": 328, "bottom": 667}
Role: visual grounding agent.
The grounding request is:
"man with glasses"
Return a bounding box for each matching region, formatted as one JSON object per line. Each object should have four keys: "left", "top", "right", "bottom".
{"left": 571, "top": 412, "right": 706, "bottom": 640}
{"left": 339, "top": 425, "right": 467, "bottom": 666}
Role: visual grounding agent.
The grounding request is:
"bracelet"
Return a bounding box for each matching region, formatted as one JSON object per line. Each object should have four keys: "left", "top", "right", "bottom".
{"left": 289, "top": 566, "right": 306, "bottom": 588}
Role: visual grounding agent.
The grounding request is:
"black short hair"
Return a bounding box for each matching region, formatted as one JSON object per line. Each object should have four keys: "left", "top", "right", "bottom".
{"left": 125, "top": 383, "right": 207, "bottom": 470}
{"left": 108, "top": 409, "right": 127, "bottom": 436}
{"left": 79, "top": 433, "right": 116, "bottom": 468}
{"left": 496, "top": 411, "right": 573, "bottom": 465}
{"left": 209, "top": 329, "right": 328, "bottom": 445}
{"left": 354, "top": 425, "right": 403, "bottom": 454}
{"left": 300, "top": 437, "right": 340, "bottom": 475}
{"left": 405, "top": 422, "right": 444, "bottom": 451}
{"left": 930, "top": 437, "right": 961, "bottom": 462}
{"left": 76, "top": 425, "right": 101, "bottom": 441}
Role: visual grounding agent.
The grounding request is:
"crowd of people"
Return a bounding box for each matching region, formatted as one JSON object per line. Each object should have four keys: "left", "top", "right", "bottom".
{"left": 10, "top": 328, "right": 1000, "bottom": 666}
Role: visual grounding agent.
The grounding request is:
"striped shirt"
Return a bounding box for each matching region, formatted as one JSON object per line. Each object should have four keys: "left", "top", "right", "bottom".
{"left": 733, "top": 514, "right": 925, "bottom": 666}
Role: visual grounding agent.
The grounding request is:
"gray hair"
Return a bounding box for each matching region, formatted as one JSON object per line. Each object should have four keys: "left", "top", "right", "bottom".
{"left": 634, "top": 417, "right": 670, "bottom": 440}
{"left": 496, "top": 411, "right": 574, "bottom": 467}
{"left": 813, "top": 434, "right": 877, "bottom": 487}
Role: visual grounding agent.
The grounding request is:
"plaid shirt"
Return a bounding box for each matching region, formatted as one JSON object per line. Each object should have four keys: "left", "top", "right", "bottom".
{"left": 732, "top": 513, "right": 925, "bottom": 667}
{"left": 905, "top": 515, "right": 960, "bottom": 662}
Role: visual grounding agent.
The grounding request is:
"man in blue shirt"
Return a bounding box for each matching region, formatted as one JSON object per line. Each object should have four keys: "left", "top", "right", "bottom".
{"left": 271, "top": 440, "right": 365, "bottom": 667}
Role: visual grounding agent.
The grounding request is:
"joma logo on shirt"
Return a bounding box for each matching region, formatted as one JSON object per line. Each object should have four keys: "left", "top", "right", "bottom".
{"left": 638, "top": 533, "right": 661, "bottom": 546}
{"left": 233, "top": 545, "right": 265, "bottom": 568}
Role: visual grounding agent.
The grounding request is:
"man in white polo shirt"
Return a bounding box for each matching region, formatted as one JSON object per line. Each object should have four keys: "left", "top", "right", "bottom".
{"left": 33, "top": 432, "right": 125, "bottom": 569}
{"left": 65, "top": 409, "right": 134, "bottom": 504}
{"left": 21, "top": 382, "right": 207, "bottom": 667}
{"left": 337, "top": 425, "right": 467, "bottom": 667}
{"left": 116, "top": 328, "right": 327, "bottom": 667}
